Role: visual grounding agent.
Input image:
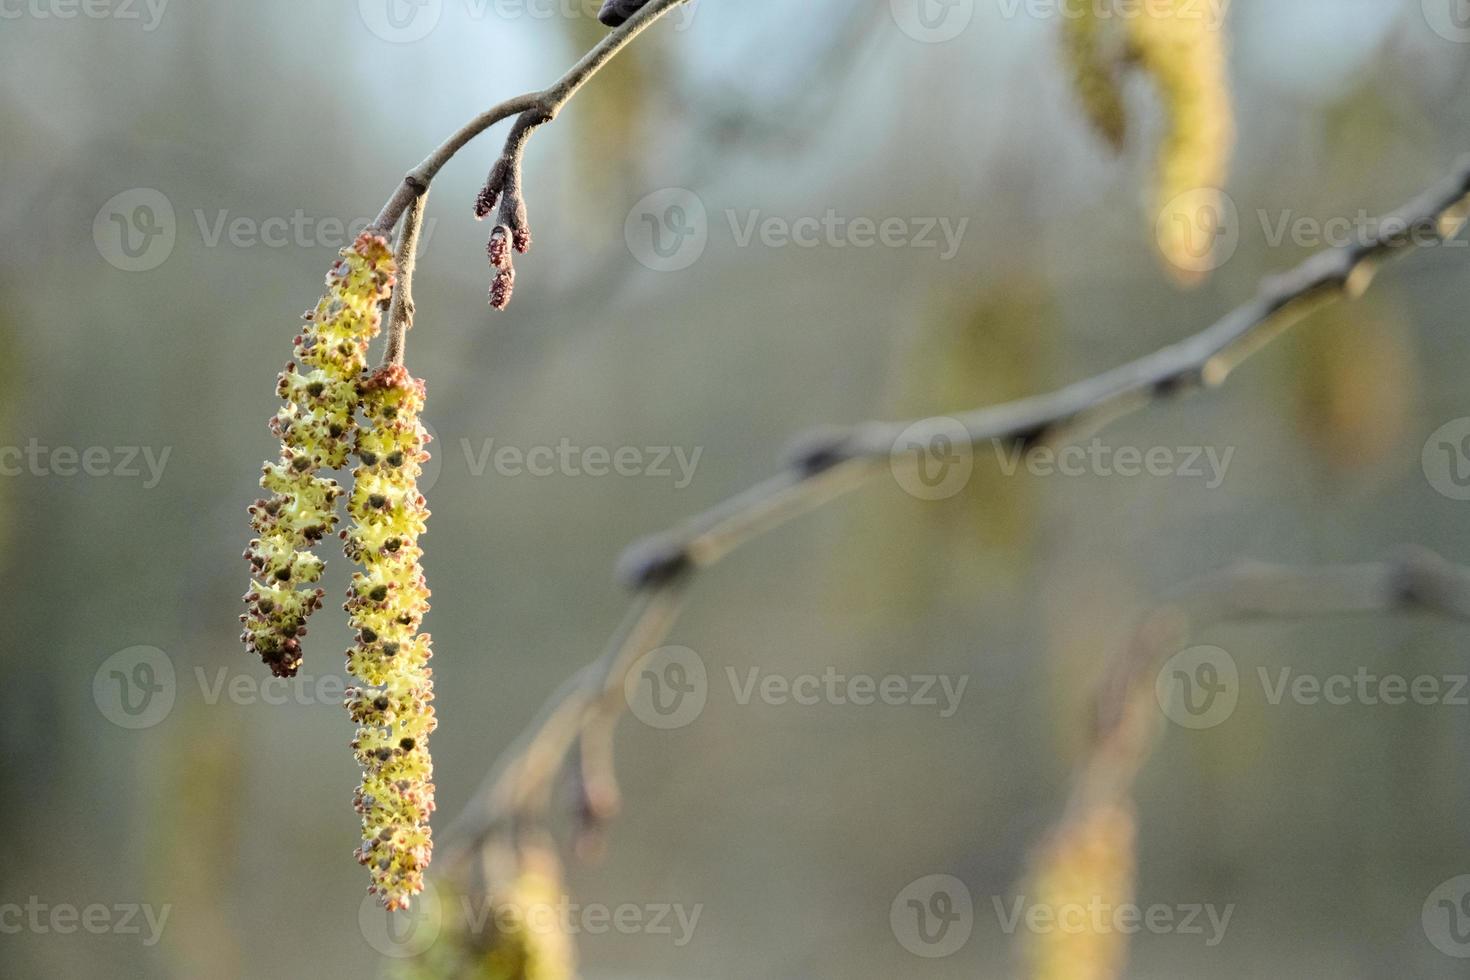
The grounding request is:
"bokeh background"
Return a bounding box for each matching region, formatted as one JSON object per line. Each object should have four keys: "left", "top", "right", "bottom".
{"left": 5, "top": 0, "right": 1470, "bottom": 976}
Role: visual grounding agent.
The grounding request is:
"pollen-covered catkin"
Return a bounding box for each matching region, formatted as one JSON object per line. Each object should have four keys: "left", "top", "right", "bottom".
{"left": 389, "top": 850, "right": 576, "bottom": 980}
{"left": 1023, "top": 802, "right": 1137, "bottom": 980}
{"left": 1060, "top": 1, "right": 1234, "bottom": 285}
{"left": 1129, "top": 0, "right": 1234, "bottom": 284}
{"left": 1061, "top": 5, "right": 1128, "bottom": 150}
{"left": 242, "top": 233, "right": 395, "bottom": 677}
{"left": 343, "top": 363, "right": 436, "bottom": 910}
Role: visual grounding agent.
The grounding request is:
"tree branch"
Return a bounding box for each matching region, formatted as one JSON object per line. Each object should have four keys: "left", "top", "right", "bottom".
{"left": 441, "top": 157, "right": 1470, "bottom": 862}
{"left": 371, "top": 0, "right": 690, "bottom": 236}
{"left": 382, "top": 188, "right": 427, "bottom": 368}
{"left": 1018, "top": 548, "right": 1470, "bottom": 979}
{"left": 1071, "top": 547, "right": 1470, "bottom": 817}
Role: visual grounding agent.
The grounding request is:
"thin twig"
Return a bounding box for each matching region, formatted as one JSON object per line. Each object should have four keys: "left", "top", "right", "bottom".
{"left": 441, "top": 157, "right": 1470, "bottom": 860}
{"left": 383, "top": 189, "right": 428, "bottom": 368}
{"left": 371, "top": 0, "right": 691, "bottom": 236}
{"left": 1073, "top": 547, "right": 1470, "bottom": 817}
{"left": 443, "top": 582, "right": 688, "bottom": 860}
{"left": 1021, "top": 547, "right": 1470, "bottom": 979}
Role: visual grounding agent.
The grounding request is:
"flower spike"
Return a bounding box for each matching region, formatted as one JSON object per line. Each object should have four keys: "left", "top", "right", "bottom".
{"left": 344, "top": 363, "right": 437, "bottom": 909}
{"left": 242, "top": 234, "right": 396, "bottom": 676}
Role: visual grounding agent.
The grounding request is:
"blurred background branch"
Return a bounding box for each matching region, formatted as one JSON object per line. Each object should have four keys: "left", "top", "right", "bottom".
{"left": 1022, "top": 546, "right": 1470, "bottom": 979}
{"left": 444, "top": 158, "right": 1470, "bottom": 875}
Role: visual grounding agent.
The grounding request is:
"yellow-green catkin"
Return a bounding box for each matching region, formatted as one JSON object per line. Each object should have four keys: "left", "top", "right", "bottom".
{"left": 1061, "top": 5, "right": 1128, "bottom": 150}
{"left": 1129, "top": 0, "right": 1234, "bottom": 284}
{"left": 481, "top": 863, "right": 576, "bottom": 980}
{"left": 391, "top": 852, "right": 576, "bottom": 980}
{"left": 242, "top": 234, "right": 395, "bottom": 677}
{"left": 1023, "top": 802, "right": 1137, "bottom": 980}
{"left": 1060, "top": 2, "right": 1234, "bottom": 284}
{"left": 343, "top": 363, "right": 436, "bottom": 910}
